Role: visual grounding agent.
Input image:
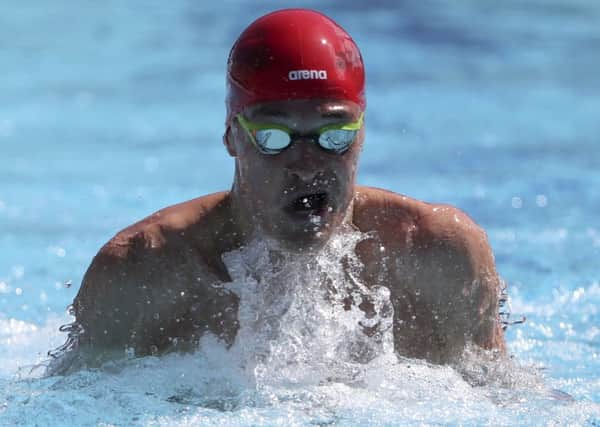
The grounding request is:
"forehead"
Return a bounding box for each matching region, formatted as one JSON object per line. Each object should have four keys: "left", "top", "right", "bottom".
{"left": 244, "top": 99, "right": 362, "bottom": 122}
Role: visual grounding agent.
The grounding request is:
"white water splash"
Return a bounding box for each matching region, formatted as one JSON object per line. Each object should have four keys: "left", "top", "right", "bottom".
{"left": 220, "top": 228, "right": 394, "bottom": 390}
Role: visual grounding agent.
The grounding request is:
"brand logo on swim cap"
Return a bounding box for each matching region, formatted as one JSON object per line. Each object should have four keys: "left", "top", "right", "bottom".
{"left": 288, "top": 70, "right": 328, "bottom": 81}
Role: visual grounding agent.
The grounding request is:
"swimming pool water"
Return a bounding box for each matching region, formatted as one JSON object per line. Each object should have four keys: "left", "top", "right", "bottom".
{"left": 1, "top": 0, "right": 599, "bottom": 425}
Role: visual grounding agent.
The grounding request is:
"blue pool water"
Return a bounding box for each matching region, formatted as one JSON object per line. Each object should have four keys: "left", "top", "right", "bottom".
{"left": 1, "top": 0, "right": 599, "bottom": 425}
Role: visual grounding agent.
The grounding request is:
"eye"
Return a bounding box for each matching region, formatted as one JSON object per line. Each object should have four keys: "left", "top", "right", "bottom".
{"left": 255, "top": 129, "right": 291, "bottom": 151}
{"left": 319, "top": 129, "right": 357, "bottom": 151}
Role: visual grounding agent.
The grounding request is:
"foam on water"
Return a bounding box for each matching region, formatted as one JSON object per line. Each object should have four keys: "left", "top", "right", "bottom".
{"left": 1, "top": 231, "right": 598, "bottom": 426}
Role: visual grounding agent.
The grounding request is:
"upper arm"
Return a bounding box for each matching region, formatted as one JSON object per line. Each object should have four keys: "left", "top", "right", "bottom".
{"left": 414, "top": 206, "right": 504, "bottom": 350}
{"left": 73, "top": 240, "right": 149, "bottom": 350}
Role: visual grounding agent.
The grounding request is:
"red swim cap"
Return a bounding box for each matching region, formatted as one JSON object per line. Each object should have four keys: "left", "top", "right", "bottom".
{"left": 226, "top": 9, "right": 366, "bottom": 124}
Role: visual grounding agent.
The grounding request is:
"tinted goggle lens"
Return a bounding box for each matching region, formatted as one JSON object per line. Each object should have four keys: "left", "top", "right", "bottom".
{"left": 318, "top": 129, "right": 358, "bottom": 151}
{"left": 254, "top": 129, "right": 292, "bottom": 153}
{"left": 238, "top": 113, "right": 364, "bottom": 155}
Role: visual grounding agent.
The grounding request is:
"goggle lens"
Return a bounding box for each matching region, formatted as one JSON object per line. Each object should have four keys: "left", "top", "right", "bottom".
{"left": 254, "top": 129, "right": 292, "bottom": 153}
{"left": 318, "top": 129, "right": 358, "bottom": 151}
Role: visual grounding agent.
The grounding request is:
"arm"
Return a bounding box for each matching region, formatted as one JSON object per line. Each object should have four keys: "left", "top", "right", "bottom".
{"left": 404, "top": 206, "right": 505, "bottom": 362}
{"left": 72, "top": 237, "right": 192, "bottom": 362}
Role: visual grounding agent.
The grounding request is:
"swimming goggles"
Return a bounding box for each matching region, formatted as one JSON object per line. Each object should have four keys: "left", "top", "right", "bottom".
{"left": 236, "top": 112, "right": 364, "bottom": 155}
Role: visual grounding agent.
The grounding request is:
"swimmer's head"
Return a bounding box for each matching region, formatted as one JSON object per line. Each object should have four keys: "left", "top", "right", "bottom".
{"left": 225, "top": 10, "right": 366, "bottom": 249}
{"left": 225, "top": 8, "right": 366, "bottom": 125}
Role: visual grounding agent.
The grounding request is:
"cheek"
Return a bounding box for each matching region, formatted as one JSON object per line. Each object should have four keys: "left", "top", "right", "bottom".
{"left": 238, "top": 155, "right": 283, "bottom": 196}
{"left": 333, "top": 153, "right": 360, "bottom": 182}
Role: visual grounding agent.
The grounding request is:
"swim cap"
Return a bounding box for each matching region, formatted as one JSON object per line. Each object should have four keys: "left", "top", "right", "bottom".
{"left": 226, "top": 9, "right": 366, "bottom": 124}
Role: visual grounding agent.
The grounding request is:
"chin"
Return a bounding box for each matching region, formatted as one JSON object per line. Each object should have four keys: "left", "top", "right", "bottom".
{"left": 265, "top": 225, "right": 335, "bottom": 253}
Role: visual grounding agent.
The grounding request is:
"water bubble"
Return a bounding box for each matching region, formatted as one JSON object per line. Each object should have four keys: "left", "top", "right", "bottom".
{"left": 511, "top": 197, "right": 523, "bottom": 209}
{"left": 12, "top": 265, "right": 24, "bottom": 279}
{"left": 48, "top": 246, "right": 66, "bottom": 257}
{"left": 153, "top": 313, "right": 160, "bottom": 320}
{"left": 15, "top": 287, "right": 23, "bottom": 296}
{"left": 535, "top": 194, "right": 547, "bottom": 207}
{"left": 310, "top": 215, "right": 321, "bottom": 225}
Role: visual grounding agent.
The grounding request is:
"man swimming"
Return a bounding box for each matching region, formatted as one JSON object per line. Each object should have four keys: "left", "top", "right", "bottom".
{"left": 64, "top": 9, "right": 506, "bottom": 369}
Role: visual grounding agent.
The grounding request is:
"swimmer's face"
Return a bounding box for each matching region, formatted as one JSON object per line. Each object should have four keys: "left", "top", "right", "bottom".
{"left": 227, "top": 99, "right": 364, "bottom": 250}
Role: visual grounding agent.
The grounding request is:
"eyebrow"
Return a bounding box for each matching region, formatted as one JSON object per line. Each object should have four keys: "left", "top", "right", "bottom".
{"left": 319, "top": 109, "right": 354, "bottom": 120}
{"left": 249, "top": 107, "right": 289, "bottom": 119}
{"left": 249, "top": 105, "right": 356, "bottom": 122}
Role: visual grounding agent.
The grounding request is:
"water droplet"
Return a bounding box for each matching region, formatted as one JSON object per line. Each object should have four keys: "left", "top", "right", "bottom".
{"left": 153, "top": 313, "right": 160, "bottom": 320}
{"left": 536, "top": 194, "right": 547, "bottom": 207}
{"left": 511, "top": 197, "right": 523, "bottom": 209}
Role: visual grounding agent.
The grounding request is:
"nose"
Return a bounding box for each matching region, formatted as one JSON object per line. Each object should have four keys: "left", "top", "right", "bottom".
{"left": 283, "top": 137, "right": 327, "bottom": 182}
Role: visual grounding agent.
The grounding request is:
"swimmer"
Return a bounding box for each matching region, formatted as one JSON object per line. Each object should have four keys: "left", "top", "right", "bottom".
{"left": 63, "top": 9, "right": 506, "bottom": 369}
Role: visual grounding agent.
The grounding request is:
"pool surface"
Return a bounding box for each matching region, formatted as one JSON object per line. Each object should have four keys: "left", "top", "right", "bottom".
{"left": 1, "top": 0, "right": 599, "bottom": 425}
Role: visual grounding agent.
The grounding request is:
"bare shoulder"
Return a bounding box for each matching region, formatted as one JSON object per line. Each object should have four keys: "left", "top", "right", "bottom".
{"left": 78, "top": 190, "right": 232, "bottom": 299}
{"left": 72, "top": 191, "right": 234, "bottom": 354}
{"left": 354, "top": 186, "right": 504, "bottom": 358}
{"left": 101, "top": 191, "right": 231, "bottom": 259}
{"left": 353, "top": 185, "right": 491, "bottom": 259}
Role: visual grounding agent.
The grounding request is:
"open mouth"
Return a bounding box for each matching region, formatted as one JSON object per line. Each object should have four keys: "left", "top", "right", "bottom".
{"left": 287, "top": 192, "right": 329, "bottom": 215}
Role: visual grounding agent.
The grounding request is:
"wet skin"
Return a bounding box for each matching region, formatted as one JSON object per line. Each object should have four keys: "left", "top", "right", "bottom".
{"left": 68, "top": 99, "right": 505, "bottom": 369}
